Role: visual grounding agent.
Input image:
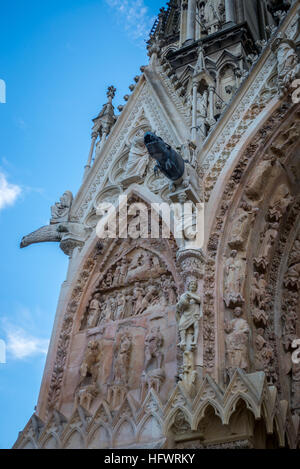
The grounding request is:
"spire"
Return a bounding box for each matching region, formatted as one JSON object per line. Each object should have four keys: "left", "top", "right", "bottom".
{"left": 84, "top": 86, "right": 117, "bottom": 178}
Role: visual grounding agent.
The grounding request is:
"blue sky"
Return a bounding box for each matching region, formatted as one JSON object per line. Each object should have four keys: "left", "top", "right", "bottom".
{"left": 0, "top": 0, "right": 165, "bottom": 449}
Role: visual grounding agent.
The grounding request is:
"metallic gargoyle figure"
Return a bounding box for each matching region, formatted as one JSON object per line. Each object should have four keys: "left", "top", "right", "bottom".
{"left": 144, "top": 132, "right": 185, "bottom": 182}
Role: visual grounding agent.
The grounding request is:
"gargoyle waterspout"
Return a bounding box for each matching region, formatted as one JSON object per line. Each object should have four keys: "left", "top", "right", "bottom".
{"left": 144, "top": 132, "right": 185, "bottom": 182}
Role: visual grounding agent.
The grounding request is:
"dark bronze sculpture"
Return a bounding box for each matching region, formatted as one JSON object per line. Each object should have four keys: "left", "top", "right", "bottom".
{"left": 144, "top": 132, "right": 185, "bottom": 181}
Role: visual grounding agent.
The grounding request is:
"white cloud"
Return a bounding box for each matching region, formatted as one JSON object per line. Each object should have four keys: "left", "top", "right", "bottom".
{"left": 3, "top": 323, "right": 49, "bottom": 360}
{"left": 0, "top": 172, "right": 21, "bottom": 211}
{"left": 105, "top": 0, "right": 156, "bottom": 44}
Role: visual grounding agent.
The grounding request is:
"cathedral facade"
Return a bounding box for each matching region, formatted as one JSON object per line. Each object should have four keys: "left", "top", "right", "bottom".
{"left": 14, "top": 0, "right": 300, "bottom": 449}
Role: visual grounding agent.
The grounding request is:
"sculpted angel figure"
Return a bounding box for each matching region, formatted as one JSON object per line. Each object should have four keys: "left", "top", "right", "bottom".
{"left": 50, "top": 191, "right": 73, "bottom": 223}
{"left": 124, "top": 130, "right": 149, "bottom": 179}
{"left": 176, "top": 280, "right": 202, "bottom": 350}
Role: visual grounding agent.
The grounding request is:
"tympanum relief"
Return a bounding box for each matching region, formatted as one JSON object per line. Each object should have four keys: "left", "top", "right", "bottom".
{"left": 81, "top": 248, "right": 178, "bottom": 330}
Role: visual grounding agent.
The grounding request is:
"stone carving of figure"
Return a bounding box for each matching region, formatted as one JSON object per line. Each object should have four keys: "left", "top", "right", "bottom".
{"left": 196, "top": 90, "right": 209, "bottom": 140}
{"left": 261, "top": 223, "right": 279, "bottom": 259}
{"left": 292, "top": 360, "right": 300, "bottom": 411}
{"left": 252, "top": 272, "right": 266, "bottom": 309}
{"left": 87, "top": 293, "right": 102, "bottom": 328}
{"left": 119, "top": 259, "right": 128, "bottom": 285}
{"left": 228, "top": 201, "right": 257, "bottom": 250}
{"left": 115, "top": 293, "right": 126, "bottom": 321}
{"left": 124, "top": 293, "right": 133, "bottom": 318}
{"left": 133, "top": 283, "right": 145, "bottom": 315}
{"left": 113, "top": 331, "right": 132, "bottom": 385}
{"left": 50, "top": 191, "right": 73, "bottom": 224}
{"left": 225, "top": 307, "right": 250, "bottom": 377}
{"left": 161, "top": 275, "right": 177, "bottom": 305}
{"left": 138, "top": 283, "right": 159, "bottom": 314}
{"left": 245, "top": 157, "right": 275, "bottom": 201}
{"left": 268, "top": 185, "right": 293, "bottom": 222}
{"left": 124, "top": 130, "right": 149, "bottom": 179}
{"left": 113, "top": 262, "right": 122, "bottom": 287}
{"left": 255, "top": 328, "right": 273, "bottom": 373}
{"left": 141, "top": 326, "right": 165, "bottom": 396}
{"left": 105, "top": 293, "right": 117, "bottom": 321}
{"left": 273, "top": 38, "right": 300, "bottom": 96}
{"left": 204, "top": 0, "right": 222, "bottom": 33}
{"left": 104, "top": 269, "right": 113, "bottom": 288}
{"left": 224, "top": 250, "right": 245, "bottom": 308}
{"left": 144, "top": 326, "right": 164, "bottom": 371}
{"left": 79, "top": 339, "right": 102, "bottom": 384}
{"left": 176, "top": 280, "right": 202, "bottom": 350}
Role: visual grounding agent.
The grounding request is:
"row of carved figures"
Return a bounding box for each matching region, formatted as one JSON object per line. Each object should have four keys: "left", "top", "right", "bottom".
{"left": 76, "top": 324, "right": 165, "bottom": 410}
{"left": 82, "top": 276, "right": 178, "bottom": 329}
{"left": 99, "top": 251, "right": 165, "bottom": 290}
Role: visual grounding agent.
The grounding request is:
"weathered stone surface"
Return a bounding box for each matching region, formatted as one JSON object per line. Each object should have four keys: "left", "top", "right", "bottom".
{"left": 15, "top": 0, "right": 300, "bottom": 449}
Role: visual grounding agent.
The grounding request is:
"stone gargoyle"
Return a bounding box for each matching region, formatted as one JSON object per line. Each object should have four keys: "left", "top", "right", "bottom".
{"left": 20, "top": 190, "right": 91, "bottom": 256}
{"left": 144, "top": 132, "right": 185, "bottom": 182}
{"left": 144, "top": 132, "right": 201, "bottom": 200}
{"left": 20, "top": 222, "right": 91, "bottom": 256}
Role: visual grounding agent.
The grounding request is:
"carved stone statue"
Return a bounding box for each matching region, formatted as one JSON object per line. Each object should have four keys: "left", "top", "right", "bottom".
{"left": 176, "top": 280, "right": 202, "bottom": 350}
{"left": 104, "top": 294, "right": 117, "bottom": 321}
{"left": 252, "top": 272, "right": 266, "bottom": 310}
{"left": 261, "top": 222, "right": 279, "bottom": 259}
{"left": 225, "top": 307, "right": 250, "bottom": 378}
{"left": 141, "top": 326, "right": 165, "bottom": 396}
{"left": 75, "top": 339, "right": 102, "bottom": 410}
{"left": 245, "top": 157, "right": 275, "bottom": 201}
{"left": 268, "top": 185, "right": 293, "bottom": 222}
{"left": 144, "top": 326, "right": 164, "bottom": 371}
{"left": 255, "top": 328, "right": 273, "bottom": 373}
{"left": 224, "top": 250, "right": 245, "bottom": 308}
{"left": 136, "top": 283, "right": 159, "bottom": 315}
{"left": 79, "top": 340, "right": 102, "bottom": 385}
{"left": 113, "top": 331, "right": 132, "bottom": 385}
{"left": 161, "top": 275, "right": 177, "bottom": 305}
{"left": 50, "top": 191, "right": 73, "bottom": 224}
{"left": 115, "top": 293, "right": 126, "bottom": 321}
{"left": 133, "top": 283, "right": 145, "bottom": 315}
{"left": 87, "top": 293, "right": 102, "bottom": 328}
{"left": 123, "top": 130, "right": 149, "bottom": 180}
{"left": 228, "top": 201, "right": 257, "bottom": 250}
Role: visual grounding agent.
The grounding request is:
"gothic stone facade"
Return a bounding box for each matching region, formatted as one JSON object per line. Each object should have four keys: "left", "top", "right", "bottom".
{"left": 14, "top": 0, "right": 300, "bottom": 449}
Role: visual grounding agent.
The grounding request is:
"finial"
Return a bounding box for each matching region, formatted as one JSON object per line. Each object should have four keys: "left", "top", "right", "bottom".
{"left": 107, "top": 86, "right": 116, "bottom": 99}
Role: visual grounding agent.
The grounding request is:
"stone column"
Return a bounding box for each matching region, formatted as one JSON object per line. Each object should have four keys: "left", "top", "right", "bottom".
{"left": 191, "top": 80, "right": 198, "bottom": 141}
{"left": 186, "top": 0, "right": 196, "bottom": 43}
{"left": 208, "top": 85, "right": 215, "bottom": 122}
{"left": 179, "top": 0, "right": 188, "bottom": 47}
{"left": 225, "top": 0, "right": 235, "bottom": 23}
{"left": 84, "top": 132, "right": 97, "bottom": 178}
{"left": 177, "top": 248, "right": 205, "bottom": 291}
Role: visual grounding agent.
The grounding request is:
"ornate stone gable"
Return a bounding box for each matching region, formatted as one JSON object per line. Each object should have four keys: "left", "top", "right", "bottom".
{"left": 15, "top": 0, "right": 300, "bottom": 450}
